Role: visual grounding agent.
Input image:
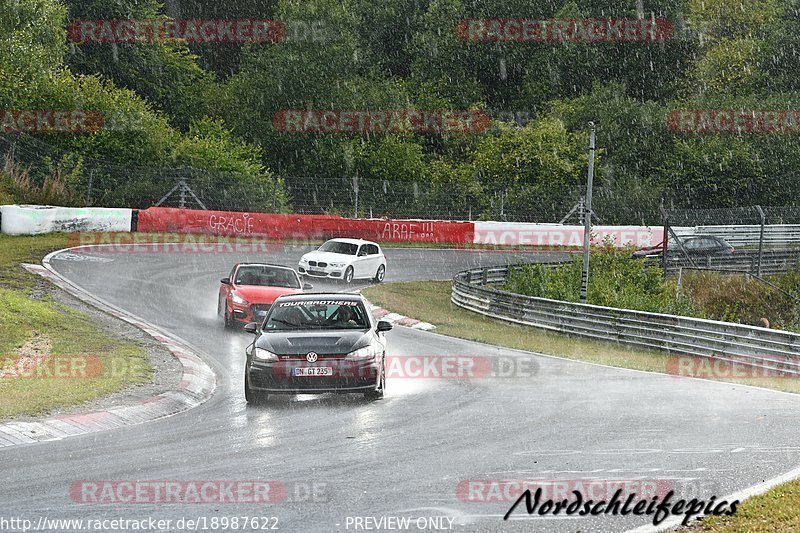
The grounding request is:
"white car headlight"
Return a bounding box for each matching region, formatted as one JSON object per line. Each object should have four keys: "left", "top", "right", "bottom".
{"left": 346, "top": 345, "right": 378, "bottom": 360}
{"left": 299, "top": 257, "right": 309, "bottom": 263}
{"left": 231, "top": 293, "right": 248, "bottom": 305}
{"left": 329, "top": 262, "right": 346, "bottom": 268}
{"left": 254, "top": 348, "right": 278, "bottom": 361}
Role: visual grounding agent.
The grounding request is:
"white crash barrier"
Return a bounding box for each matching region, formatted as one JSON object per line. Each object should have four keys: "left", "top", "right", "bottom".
{"left": 472, "top": 221, "right": 664, "bottom": 247}
{"left": 0, "top": 205, "right": 132, "bottom": 235}
{"left": 672, "top": 224, "right": 800, "bottom": 247}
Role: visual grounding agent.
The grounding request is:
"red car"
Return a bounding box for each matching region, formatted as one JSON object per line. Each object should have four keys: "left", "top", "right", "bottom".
{"left": 218, "top": 263, "right": 312, "bottom": 327}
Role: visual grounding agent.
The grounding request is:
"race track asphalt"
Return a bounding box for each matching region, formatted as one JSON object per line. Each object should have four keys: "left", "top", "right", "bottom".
{"left": 3, "top": 246, "right": 800, "bottom": 532}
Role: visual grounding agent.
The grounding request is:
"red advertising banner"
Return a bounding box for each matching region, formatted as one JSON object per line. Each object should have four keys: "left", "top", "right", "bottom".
{"left": 136, "top": 208, "right": 474, "bottom": 243}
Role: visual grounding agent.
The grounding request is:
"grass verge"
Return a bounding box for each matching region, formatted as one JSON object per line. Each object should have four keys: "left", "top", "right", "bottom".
{"left": 684, "top": 480, "right": 800, "bottom": 532}
{"left": 0, "top": 233, "right": 151, "bottom": 418}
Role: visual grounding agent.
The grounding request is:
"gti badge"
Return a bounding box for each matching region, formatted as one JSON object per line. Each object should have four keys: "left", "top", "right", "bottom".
{"left": 306, "top": 352, "right": 318, "bottom": 363}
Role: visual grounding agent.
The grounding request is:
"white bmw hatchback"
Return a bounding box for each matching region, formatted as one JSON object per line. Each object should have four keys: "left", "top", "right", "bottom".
{"left": 298, "top": 238, "right": 387, "bottom": 283}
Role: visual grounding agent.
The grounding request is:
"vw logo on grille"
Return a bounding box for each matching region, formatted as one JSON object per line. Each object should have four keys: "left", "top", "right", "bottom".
{"left": 306, "top": 352, "right": 318, "bottom": 363}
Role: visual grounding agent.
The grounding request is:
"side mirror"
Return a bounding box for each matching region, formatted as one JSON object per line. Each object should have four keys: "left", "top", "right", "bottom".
{"left": 243, "top": 322, "right": 259, "bottom": 334}
{"left": 220, "top": 277, "right": 231, "bottom": 285}
{"left": 358, "top": 250, "right": 368, "bottom": 257}
{"left": 303, "top": 282, "right": 314, "bottom": 290}
{"left": 376, "top": 320, "right": 393, "bottom": 332}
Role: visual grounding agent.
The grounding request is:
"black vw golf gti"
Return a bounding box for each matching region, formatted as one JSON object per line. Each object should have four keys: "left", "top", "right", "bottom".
{"left": 243, "top": 293, "right": 392, "bottom": 402}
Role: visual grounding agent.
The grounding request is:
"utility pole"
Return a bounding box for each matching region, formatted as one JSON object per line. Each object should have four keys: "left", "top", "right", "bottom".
{"left": 579, "top": 122, "right": 596, "bottom": 304}
{"left": 353, "top": 173, "right": 359, "bottom": 219}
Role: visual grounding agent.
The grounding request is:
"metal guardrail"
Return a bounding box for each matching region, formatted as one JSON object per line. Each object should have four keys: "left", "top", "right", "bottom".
{"left": 451, "top": 265, "right": 800, "bottom": 376}
{"left": 673, "top": 225, "right": 800, "bottom": 248}
{"left": 654, "top": 249, "right": 800, "bottom": 276}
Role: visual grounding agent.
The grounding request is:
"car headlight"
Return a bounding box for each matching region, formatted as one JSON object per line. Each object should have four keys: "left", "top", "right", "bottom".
{"left": 346, "top": 345, "right": 378, "bottom": 360}
{"left": 299, "top": 257, "right": 308, "bottom": 263}
{"left": 254, "top": 348, "right": 278, "bottom": 361}
{"left": 231, "top": 293, "right": 248, "bottom": 305}
{"left": 329, "top": 262, "right": 346, "bottom": 268}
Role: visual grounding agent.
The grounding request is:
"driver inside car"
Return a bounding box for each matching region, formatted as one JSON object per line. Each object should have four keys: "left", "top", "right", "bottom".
{"left": 329, "top": 306, "right": 360, "bottom": 328}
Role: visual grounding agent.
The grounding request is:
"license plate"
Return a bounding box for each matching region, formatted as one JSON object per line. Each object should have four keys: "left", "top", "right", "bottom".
{"left": 293, "top": 367, "right": 333, "bottom": 377}
{"left": 309, "top": 270, "right": 326, "bottom": 276}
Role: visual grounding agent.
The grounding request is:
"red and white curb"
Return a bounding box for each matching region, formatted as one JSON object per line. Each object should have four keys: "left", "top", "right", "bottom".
{"left": 367, "top": 303, "right": 436, "bottom": 331}
{"left": 0, "top": 251, "right": 216, "bottom": 447}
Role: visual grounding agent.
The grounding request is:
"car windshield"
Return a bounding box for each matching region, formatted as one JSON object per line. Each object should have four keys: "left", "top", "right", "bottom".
{"left": 318, "top": 241, "right": 358, "bottom": 255}
{"left": 234, "top": 266, "right": 300, "bottom": 288}
{"left": 263, "top": 300, "right": 369, "bottom": 331}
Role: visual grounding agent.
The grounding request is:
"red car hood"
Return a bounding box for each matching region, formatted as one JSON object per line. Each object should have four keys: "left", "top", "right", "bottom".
{"left": 232, "top": 285, "right": 301, "bottom": 304}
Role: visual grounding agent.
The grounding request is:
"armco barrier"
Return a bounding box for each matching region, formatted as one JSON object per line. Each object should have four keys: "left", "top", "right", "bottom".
{"left": 657, "top": 249, "right": 800, "bottom": 276}
{"left": 136, "top": 207, "right": 474, "bottom": 243}
{"left": 673, "top": 224, "right": 800, "bottom": 248}
{"left": 472, "top": 221, "right": 664, "bottom": 248}
{"left": 451, "top": 265, "right": 800, "bottom": 373}
{"left": 0, "top": 205, "right": 132, "bottom": 235}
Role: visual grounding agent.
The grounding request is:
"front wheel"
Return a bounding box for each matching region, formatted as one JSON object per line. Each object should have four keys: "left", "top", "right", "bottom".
{"left": 244, "top": 373, "right": 266, "bottom": 404}
{"left": 343, "top": 266, "right": 354, "bottom": 284}
{"left": 373, "top": 264, "right": 385, "bottom": 283}
{"left": 223, "top": 302, "right": 233, "bottom": 328}
{"left": 364, "top": 359, "right": 385, "bottom": 401}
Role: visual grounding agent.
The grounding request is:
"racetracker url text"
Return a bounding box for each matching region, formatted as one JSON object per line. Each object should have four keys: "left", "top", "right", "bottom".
{"left": 0, "top": 516, "right": 279, "bottom": 532}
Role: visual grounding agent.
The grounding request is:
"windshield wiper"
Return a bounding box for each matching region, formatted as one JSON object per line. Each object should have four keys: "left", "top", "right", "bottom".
{"left": 269, "top": 318, "right": 302, "bottom": 328}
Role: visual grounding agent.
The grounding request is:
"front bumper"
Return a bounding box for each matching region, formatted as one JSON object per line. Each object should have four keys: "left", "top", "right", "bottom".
{"left": 298, "top": 264, "right": 345, "bottom": 279}
{"left": 229, "top": 302, "right": 271, "bottom": 325}
{"left": 247, "top": 358, "right": 379, "bottom": 393}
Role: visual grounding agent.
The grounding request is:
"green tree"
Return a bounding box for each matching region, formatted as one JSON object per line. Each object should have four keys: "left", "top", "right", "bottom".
{"left": 470, "top": 117, "right": 589, "bottom": 220}
{"left": 64, "top": 0, "right": 217, "bottom": 130}
{"left": 659, "top": 135, "right": 765, "bottom": 209}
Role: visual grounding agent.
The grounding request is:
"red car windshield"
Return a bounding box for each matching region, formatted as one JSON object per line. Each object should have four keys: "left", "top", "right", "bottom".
{"left": 235, "top": 266, "right": 300, "bottom": 288}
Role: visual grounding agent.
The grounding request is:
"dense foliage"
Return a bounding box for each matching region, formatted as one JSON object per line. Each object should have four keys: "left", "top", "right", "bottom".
{"left": 504, "top": 247, "right": 698, "bottom": 315}
{"left": 504, "top": 249, "right": 800, "bottom": 330}
{"left": 3, "top": 0, "right": 800, "bottom": 219}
